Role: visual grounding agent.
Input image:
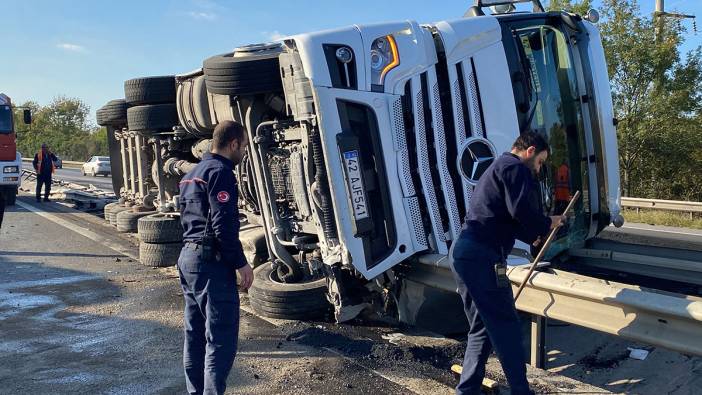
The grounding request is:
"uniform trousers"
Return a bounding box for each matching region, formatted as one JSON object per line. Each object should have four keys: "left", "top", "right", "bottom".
{"left": 449, "top": 232, "right": 533, "bottom": 395}
{"left": 177, "top": 243, "right": 240, "bottom": 395}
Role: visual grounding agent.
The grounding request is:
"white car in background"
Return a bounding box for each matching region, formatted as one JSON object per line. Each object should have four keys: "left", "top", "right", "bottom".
{"left": 82, "top": 156, "right": 111, "bottom": 177}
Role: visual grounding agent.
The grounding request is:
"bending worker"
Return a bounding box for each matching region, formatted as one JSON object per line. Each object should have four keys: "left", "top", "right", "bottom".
{"left": 450, "top": 131, "right": 566, "bottom": 395}
{"left": 177, "top": 120, "right": 254, "bottom": 395}
{"left": 32, "top": 143, "right": 57, "bottom": 202}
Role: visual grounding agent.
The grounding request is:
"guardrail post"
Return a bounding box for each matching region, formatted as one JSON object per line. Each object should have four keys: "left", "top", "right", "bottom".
{"left": 530, "top": 314, "right": 546, "bottom": 369}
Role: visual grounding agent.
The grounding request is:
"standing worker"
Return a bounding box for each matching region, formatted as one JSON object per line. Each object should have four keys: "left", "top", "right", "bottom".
{"left": 32, "top": 143, "right": 57, "bottom": 202}
{"left": 451, "top": 131, "right": 566, "bottom": 395}
{"left": 177, "top": 120, "right": 254, "bottom": 395}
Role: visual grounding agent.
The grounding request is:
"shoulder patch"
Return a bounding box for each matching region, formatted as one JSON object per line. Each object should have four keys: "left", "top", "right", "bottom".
{"left": 217, "top": 191, "right": 230, "bottom": 203}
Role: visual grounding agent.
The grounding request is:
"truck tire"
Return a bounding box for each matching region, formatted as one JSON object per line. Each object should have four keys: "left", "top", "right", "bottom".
{"left": 97, "top": 99, "right": 128, "bottom": 126}
{"left": 116, "top": 210, "right": 156, "bottom": 233}
{"left": 127, "top": 104, "right": 179, "bottom": 133}
{"left": 139, "top": 242, "right": 181, "bottom": 267}
{"left": 248, "top": 263, "right": 331, "bottom": 320}
{"left": 203, "top": 51, "right": 282, "bottom": 96}
{"left": 109, "top": 205, "right": 130, "bottom": 226}
{"left": 138, "top": 213, "right": 183, "bottom": 243}
{"left": 103, "top": 202, "right": 120, "bottom": 221}
{"left": 124, "top": 76, "right": 176, "bottom": 106}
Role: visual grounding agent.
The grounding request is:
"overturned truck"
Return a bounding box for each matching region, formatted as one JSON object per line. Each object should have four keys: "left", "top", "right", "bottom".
{"left": 99, "top": 0, "right": 625, "bottom": 326}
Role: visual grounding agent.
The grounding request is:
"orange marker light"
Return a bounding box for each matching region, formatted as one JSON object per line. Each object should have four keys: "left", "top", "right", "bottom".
{"left": 380, "top": 35, "right": 400, "bottom": 84}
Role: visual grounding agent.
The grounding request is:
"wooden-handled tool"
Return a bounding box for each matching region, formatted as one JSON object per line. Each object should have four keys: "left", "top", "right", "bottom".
{"left": 451, "top": 364, "right": 499, "bottom": 391}
{"left": 513, "top": 190, "right": 581, "bottom": 302}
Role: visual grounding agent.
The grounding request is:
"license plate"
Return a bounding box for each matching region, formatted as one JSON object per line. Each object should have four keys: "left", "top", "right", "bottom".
{"left": 342, "top": 150, "right": 369, "bottom": 220}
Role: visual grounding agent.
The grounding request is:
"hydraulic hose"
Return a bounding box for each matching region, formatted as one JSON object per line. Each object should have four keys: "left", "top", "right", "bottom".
{"left": 310, "top": 127, "right": 337, "bottom": 241}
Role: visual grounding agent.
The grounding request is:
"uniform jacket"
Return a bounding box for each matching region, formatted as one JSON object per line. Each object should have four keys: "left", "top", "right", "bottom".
{"left": 178, "top": 153, "right": 247, "bottom": 269}
{"left": 33, "top": 150, "right": 57, "bottom": 176}
{"left": 463, "top": 152, "right": 551, "bottom": 255}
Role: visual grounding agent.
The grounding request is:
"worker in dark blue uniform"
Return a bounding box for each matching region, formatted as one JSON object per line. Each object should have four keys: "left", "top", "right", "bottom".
{"left": 177, "top": 120, "right": 253, "bottom": 395}
{"left": 32, "top": 143, "right": 58, "bottom": 202}
{"left": 451, "top": 131, "right": 566, "bottom": 395}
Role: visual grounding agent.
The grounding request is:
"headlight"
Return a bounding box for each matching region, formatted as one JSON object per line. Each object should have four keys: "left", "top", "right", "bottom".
{"left": 3, "top": 166, "right": 18, "bottom": 173}
{"left": 370, "top": 35, "right": 399, "bottom": 86}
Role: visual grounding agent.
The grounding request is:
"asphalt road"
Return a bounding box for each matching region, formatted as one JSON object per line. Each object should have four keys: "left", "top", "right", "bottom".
{"left": 0, "top": 198, "right": 423, "bottom": 395}
{"left": 3, "top": 194, "right": 701, "bottom": 394}
{"left": 53, "top": 167, "right": 114, "bottom": 192}
{"left": 0, "top": 196, "right": 614, "bottom": 394}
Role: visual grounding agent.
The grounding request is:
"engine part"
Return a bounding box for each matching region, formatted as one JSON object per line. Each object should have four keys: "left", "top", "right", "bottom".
{"left": 177, "top": 74, "right": 214, "bottom": 136}
{"left": 163, "top": 157, "right": 197, "bottom": 177}
{"left": 279, "top": 51, "right": 315, "bottom": 121}
{"left": 191, "top": 139, "right": 212, "bottom": 160}
{"left": 290, "top": 148, "right": 312, "bottom": 218}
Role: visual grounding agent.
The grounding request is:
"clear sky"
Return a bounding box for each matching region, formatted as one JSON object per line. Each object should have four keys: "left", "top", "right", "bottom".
{"left": 1, "top": 0, "right": 700, "bottom": 124}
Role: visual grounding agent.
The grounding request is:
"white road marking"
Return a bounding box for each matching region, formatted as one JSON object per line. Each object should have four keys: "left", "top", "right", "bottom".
{"left": 622, "top": 225, "right": 702, "bottom": 238}
{"left": 16, "top": 200, "right": 139, "bottom": 260}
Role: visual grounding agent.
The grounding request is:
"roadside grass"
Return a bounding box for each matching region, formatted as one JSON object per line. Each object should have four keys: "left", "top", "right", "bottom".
{"left": 622, "top": 208, "right": 702, "bottom": 230}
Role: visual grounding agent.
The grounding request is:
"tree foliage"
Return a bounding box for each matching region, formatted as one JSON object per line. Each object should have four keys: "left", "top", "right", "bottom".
{"left": 12, "top": 96, "right": 108, "bottom": 162}
{"left": 549, "top": 0, "right": 702, "bottom": 201}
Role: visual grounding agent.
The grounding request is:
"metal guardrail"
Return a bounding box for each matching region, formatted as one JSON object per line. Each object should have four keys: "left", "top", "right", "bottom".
{"left": 404, "top": 262, "right": 702, "bottom": 359}
{"left": 21, "top": 158, "right": 83, "bottom": 168}
{"left": 621, "top": 197, "right": 702, "bottom": 214}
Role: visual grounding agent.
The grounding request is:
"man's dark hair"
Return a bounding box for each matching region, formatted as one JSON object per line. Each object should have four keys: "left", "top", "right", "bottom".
{"left": 212, "top": 120, "right": 246, "bottom": 150}
{"left": 512, "top": 131, "right": 550, "bottom": 154}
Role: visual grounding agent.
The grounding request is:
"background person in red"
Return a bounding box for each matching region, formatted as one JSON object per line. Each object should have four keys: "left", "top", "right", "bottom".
{"left": 554, "top": 160, "right": 571, "bottom": 214}
{"left": 32, "top": 143, "right": 58, "bottom": 202}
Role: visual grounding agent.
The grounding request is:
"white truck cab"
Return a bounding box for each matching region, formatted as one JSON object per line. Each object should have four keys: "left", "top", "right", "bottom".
{"left": 227, "top": 0, "right": 623, "bottom": 321}
{"left": 108, "top": 0, "right": 623, "bottom": 324}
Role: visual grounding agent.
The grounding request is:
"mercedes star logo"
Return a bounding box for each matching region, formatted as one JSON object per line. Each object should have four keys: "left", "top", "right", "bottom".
{"left": 458, "top": 137, "right": 496, "bottom": 185}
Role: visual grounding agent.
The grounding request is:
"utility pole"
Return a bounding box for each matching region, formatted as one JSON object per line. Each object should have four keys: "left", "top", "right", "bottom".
{"left": 652, "top": 0, "right": 695, "bottom": 87}
{"left": 653, "top": 0, "right": 695, "bottom": 42}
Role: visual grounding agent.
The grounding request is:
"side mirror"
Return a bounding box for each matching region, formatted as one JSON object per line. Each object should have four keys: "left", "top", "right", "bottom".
{"left": 23, "top": 109, "right": 32, "bottom": 124}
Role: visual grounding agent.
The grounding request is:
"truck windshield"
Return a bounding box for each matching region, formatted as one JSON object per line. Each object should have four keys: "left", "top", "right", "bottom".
{"left": 500, "top": 17, "right": 591, "bottom": 246}
{"left": 0, "top": 105, "right": 12, "bottom": 134}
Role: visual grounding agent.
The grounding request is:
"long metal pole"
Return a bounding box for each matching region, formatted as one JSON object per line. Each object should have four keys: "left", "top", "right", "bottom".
{"left": 153, "top": 138, "right": 167, "bottom": 211}
{"left": 126, "top": 133, "right": 136, "bottom": 198}
{"left": 514, "top": 191, "right": 581, "bottom": 302}
{"left": 655, "top": 0, "right": 665, "bottom": 42}
{"left": 118, "top": 131, "right": 129, "bottom": 200}
{"left": 134, "top": 134, "right": 145, "bottom": 202}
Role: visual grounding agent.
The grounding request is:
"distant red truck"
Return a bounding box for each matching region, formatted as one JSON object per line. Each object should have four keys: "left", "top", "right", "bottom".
{"left": 0, "top": 93, "right": 28, "bottom": 205}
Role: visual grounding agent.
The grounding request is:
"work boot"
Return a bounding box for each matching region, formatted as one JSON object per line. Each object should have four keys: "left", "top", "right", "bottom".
{"left": 36, "top": 197, "right": 41, "bottom": 202}
{"left": 43, "top": 198, "right": 50, "bottom": 202}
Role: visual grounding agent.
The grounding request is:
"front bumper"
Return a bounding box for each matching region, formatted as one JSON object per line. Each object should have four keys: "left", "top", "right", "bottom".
{"left": 0, "top": 161, "right": 22, "bottom": 187}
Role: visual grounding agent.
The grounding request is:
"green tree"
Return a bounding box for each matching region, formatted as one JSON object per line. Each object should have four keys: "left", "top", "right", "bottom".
{"left": 550, "top": 0, "right": 702, "bottom": 201}
{"left": 599, "top": 0, "right": 702, "bottom": 200}
{"left": 546, "top": 0, "right": 592, "bottom": 15}
{"left": 13, "top": 96, "right": 107, "bottom": 162}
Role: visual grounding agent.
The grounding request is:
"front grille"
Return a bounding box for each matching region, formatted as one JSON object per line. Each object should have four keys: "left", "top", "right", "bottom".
{"left": 432, "top": 82, "right": 462, "bottom": 240}
{"left": 467, "top": 59, "right": 486, "bottom": 138}
{"left": 392, "top": 98, "right": 416, "bottom": 197}
{"left": 413, "top": 76, "right": 447, "bottom": 254}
